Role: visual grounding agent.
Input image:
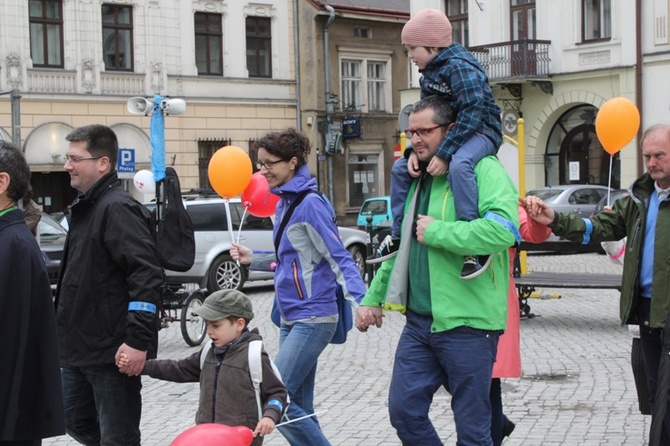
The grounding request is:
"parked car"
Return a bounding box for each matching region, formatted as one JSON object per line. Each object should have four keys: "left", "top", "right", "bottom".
{"left": 38, "top": 212, "right": 67, "bottom": 287}
{"left": 592, "top": 188, "right": 630, "bottom": 216}
{"left": 163, "top": 196, "right": 369, "bottom": 292}
{"left": 526, "top": 184, "right": 611, "bottom": 244}
{"left": 526, "top": 184, "right": 612, "bottom": 218}
{"left": 357, "top": 195, "right": 392, "bottom": 241}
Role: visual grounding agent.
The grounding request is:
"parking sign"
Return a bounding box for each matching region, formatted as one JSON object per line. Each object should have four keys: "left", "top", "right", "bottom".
{"left": 118, "top": 148, "right": 135, "bottom": 179}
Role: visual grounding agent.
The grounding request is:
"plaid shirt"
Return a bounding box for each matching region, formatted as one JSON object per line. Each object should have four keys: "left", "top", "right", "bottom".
{"left": 419, "top": 43, "right": 502, "bottom": 160}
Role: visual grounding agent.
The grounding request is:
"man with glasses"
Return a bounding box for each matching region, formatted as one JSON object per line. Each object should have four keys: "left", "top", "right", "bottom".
{"left": 356, "top": 95, "right": 519, "bottom": 445}
{"left": 55, "top": 124, "right": 163, "bottom": 445}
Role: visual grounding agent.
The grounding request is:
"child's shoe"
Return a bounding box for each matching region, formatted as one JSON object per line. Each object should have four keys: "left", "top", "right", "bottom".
{"left": 368, "top": 235, "right": 400, "bottom": 264}
{"left": 460, "top": 254, "right": 491, "bottom": 279}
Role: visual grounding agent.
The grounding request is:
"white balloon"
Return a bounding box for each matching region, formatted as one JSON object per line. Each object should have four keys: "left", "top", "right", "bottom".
{"left": 133, "top": 169, "right": 155, "bottom": 194}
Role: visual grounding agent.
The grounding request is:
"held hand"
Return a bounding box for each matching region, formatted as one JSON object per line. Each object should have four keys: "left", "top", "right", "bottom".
{"left": 117, "top": 353, "right": 130, "bottom": 373}
{"left": 114, "top": 344, "right": 147, "bottom": 376}
{"left": 253, "top": 417, "right": 276, "bottom": 438}
{"left": 427, "top": 156, "right": 448, "bottom": 177}
{"left": 415, "top": 214, "right": 434, "bottom": 244}
{"left": 230, "top": 242, "right": 253, "bottom": 265}
{"left": 407, "top": 151, "right": 422, "bottom": 178}
{"left": 355, "top": 306, "right": 384, "bottom": 331}
{"left": 524, "top": 196, "right": 555, "bottom": 225}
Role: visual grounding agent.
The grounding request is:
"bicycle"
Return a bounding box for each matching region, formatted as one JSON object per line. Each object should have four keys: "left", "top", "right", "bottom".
{"left": 159, "top": 283, "right": 208, "bottom": 346}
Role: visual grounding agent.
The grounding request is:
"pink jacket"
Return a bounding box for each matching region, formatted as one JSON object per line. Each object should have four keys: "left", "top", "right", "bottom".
{"left": 493, "top": 205, "right": 551, "bottom": 378}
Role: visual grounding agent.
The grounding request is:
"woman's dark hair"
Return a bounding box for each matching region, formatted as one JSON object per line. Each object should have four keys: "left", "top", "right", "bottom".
{"left": 253, "top": 128, "right": 311, "bottom": 168}
{"left": 0, "top": 140, "right": 30, "bottom": 202}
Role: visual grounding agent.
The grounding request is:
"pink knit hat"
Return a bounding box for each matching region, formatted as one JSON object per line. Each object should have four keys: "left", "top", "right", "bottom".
{"left": 401, "top": 9, "right": 453, "bottom": 48}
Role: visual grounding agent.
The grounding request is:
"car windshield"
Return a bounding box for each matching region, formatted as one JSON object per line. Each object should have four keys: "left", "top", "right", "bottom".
{"left": 39, "top": 213, "right": 67, "bottom": 243}
{"left": 360, "top": 199, "right": 387, "bottom": 215}
{"left": 527, "top": 189, "right": 562, "bottom": 202}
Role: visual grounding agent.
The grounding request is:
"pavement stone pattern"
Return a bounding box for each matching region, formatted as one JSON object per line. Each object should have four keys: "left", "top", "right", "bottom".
{"left": 45, "top": 252, "right": 650, "bottom": 445}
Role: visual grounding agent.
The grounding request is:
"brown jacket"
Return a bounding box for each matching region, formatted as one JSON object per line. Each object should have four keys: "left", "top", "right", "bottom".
{"left": 143, "top": 328, "right": 287, "bottom": 445}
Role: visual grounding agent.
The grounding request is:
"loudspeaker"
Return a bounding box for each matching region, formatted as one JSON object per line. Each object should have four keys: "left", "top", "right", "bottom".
{"left": 127, "top": 97, "right": 153, "bottom": 115}
{"left": 160, "top": 98, "right": 186, "bottom": 116}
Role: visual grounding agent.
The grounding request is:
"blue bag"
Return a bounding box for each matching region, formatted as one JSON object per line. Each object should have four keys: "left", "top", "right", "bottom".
{"left": 270, "top": 284, "right": 352, "bottom": 344}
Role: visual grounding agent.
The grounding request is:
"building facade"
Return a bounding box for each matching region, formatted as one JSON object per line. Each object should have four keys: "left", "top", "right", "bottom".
{"left": 298, "top": 1, "right": 409, "bottom": 223}
{"left": 0, "top": 0, "right": 296, "bottom": 214}
{"left": 406, "top": 0, "right": 669, "bottom": 194}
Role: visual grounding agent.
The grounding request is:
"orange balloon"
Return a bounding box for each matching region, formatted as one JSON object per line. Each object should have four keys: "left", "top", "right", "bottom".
{"left": 595, "top": 97, "right": 640, "bottom": 156}
{"left": 208, "top": 146, "right": 252, "bottom": 198}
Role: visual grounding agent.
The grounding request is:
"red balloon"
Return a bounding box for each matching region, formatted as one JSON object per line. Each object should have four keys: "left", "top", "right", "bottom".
{"left": 241, "top": 172, "right": 280, "bottom": 217}
{"left": 171, "top": 424, "right": 253, "bottom": 446}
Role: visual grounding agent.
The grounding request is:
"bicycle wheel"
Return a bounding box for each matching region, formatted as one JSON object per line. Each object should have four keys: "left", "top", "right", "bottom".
{"left": 180, "top": 290, "right": 207, "bottom": 346}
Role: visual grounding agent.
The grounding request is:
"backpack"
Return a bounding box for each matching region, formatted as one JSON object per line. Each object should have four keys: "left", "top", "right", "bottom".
{"left": 151, "top": 167, "right": 195, "bottom": 272}
{"left": 199, "top": 339, "right": 287, "bottom": 419}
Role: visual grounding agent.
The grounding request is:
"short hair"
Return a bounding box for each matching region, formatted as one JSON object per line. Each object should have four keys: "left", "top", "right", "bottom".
{"left": 410, "top": 95, "right": 456, "bottom": 127}
{"left": 66, "top": 124, "right": 119, "bottom": 168}
{"left": 252, "top": 128, "right": 311, "bottom": 169}
{"left": 640, "top": 123, "right": 670, "bottom": 148}
{"left": 0, "top": 140, "right": 31, "bottom": 202}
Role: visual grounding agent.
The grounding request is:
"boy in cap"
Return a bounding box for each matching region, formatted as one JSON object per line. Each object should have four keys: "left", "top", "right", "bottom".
{"left": 118, "top": 290, "right": 287, "bottom": 445}
{"left": 372, "top": 8, "right": 505, "bottom": 280}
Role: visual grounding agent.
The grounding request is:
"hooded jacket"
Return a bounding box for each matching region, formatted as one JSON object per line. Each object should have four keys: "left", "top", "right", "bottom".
{"left": 55, "top": 171, "right": 163, "bottom": 366}
{"left": 250, "top": 164, "right": 367, "bottom": 322}
{"left": 361, "top": 156, "right": 519, "bottom": 332}
{"left": 549, "top": 173, "right": 670, "bottom": 328}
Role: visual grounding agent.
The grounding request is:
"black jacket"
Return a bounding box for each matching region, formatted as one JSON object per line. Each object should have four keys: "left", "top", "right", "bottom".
{"left": 55, "top": 172, "right": 163, "bottom": 366}
{"left": 0, "top": 209, "right": 65, "bottom": 441}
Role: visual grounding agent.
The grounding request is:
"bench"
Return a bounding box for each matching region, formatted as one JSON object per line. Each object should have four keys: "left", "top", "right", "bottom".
{"left": 514, "top": 241, "right": 622, "bottom": 317}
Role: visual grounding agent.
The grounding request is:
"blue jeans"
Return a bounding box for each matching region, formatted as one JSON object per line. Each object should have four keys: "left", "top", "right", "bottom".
{"left": 389, "top": 134, "right": 497, "bottom": 237}
{"left": 61, "top": 365, "right": 142, "bottom": 446}
{"left": 389, "top": 311, "right": 499, "bottom": 446}
{"left": 274, "top": 321, "right": 336, "bottom": 446}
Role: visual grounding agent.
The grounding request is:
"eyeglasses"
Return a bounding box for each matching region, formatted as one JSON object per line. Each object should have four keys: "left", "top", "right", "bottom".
{"left": 404, "top": 125, "right": 445, "bottom": 139}
{"left": 63, "top": 155, "right": 103, "bottom": 164}
{"left": 256, "top": 159, "right": 287, "bottom": 170}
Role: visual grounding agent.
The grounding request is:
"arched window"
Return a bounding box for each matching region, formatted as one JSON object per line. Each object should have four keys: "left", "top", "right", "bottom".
{"left": 545, "top": 105, "right": 619, "bottom": 188}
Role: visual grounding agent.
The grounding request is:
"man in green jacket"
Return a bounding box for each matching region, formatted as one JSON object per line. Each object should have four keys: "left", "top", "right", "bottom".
{"left": 526, "top": 123, "right": 670, "bottom": 444}
{"left": 356, "top": 95, "right": 520, "bottom": 445}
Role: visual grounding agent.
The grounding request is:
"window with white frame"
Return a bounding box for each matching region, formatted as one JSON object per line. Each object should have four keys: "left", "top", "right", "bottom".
{"left": 339, "top": 50, "right": 392, "bottom": 113}
{"left": 582, "top": 0, "right": 611, "bottom": 42}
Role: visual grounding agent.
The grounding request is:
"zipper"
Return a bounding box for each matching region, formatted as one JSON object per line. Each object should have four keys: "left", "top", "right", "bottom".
{"left": 292, "top": 260, "right": 305, "bottom": 299}
{"left": 211, "top": 359, "right": 222, "bottom": 421}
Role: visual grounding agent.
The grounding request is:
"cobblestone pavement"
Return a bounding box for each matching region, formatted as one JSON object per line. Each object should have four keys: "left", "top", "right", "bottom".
{"left": 45, "top": 252, "right": 650, "bottom": 445}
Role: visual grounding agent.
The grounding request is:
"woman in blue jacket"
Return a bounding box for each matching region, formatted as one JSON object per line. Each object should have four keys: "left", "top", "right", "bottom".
{"left": 232, "top": 128, "right": 366, "bottom": 446}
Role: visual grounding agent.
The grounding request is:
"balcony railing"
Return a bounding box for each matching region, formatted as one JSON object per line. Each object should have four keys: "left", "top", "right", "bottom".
{"left": 469, "top": 39, "right": 551, "bottom": 81}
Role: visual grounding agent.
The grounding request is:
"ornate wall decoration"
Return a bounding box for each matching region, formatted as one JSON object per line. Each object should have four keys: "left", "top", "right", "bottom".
{"left": 6, "top": 55, "right": 22, "bottom": 89}
{"left": 150, "top": 62, "right": 164, "bottom": 93}
{"left": 81, "top": 59, "right": 97, "bottom": 91}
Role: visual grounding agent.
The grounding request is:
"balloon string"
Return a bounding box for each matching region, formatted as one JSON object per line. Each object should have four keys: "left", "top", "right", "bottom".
{"left": 223, "top": 199, "right": 239, "bottom": 267}
{"left": 276, "top": 410, "right": 328, "bottom": 427}
{"left": 607, "top": 155, "right": 613, "bottom": 207}
{"left": 238, "top": 206, "right": 248, "bottom": 244}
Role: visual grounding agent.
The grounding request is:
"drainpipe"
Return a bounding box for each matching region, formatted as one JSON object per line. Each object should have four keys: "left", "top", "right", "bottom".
{"left": 293, "top": 0, "right": 302, "bottom": 132}
{"left": 323, "top": 5, "right": 336, "bottom": 203}
{"left": 635, "top": 0, "right": 643, "bottom": 177}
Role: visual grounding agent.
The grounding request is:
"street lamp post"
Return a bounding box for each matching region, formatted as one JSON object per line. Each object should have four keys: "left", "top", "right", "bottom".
{"left": 0, "top": 89, "right": 21, "bottom": 147}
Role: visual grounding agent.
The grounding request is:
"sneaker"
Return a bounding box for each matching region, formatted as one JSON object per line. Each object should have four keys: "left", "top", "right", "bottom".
{"left": 367, "top": 235, "right": 400, "bottom": 264}
{"left": 460, "top": 254, "right": 491, "bottom": 279}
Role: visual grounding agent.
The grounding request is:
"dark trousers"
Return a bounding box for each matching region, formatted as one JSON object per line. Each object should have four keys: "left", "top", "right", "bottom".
{"left": 62, "top": 365, "right": 142, "bottom": 446}
{"left": 637, "top": 299, "right": 670, "bottom": 443}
